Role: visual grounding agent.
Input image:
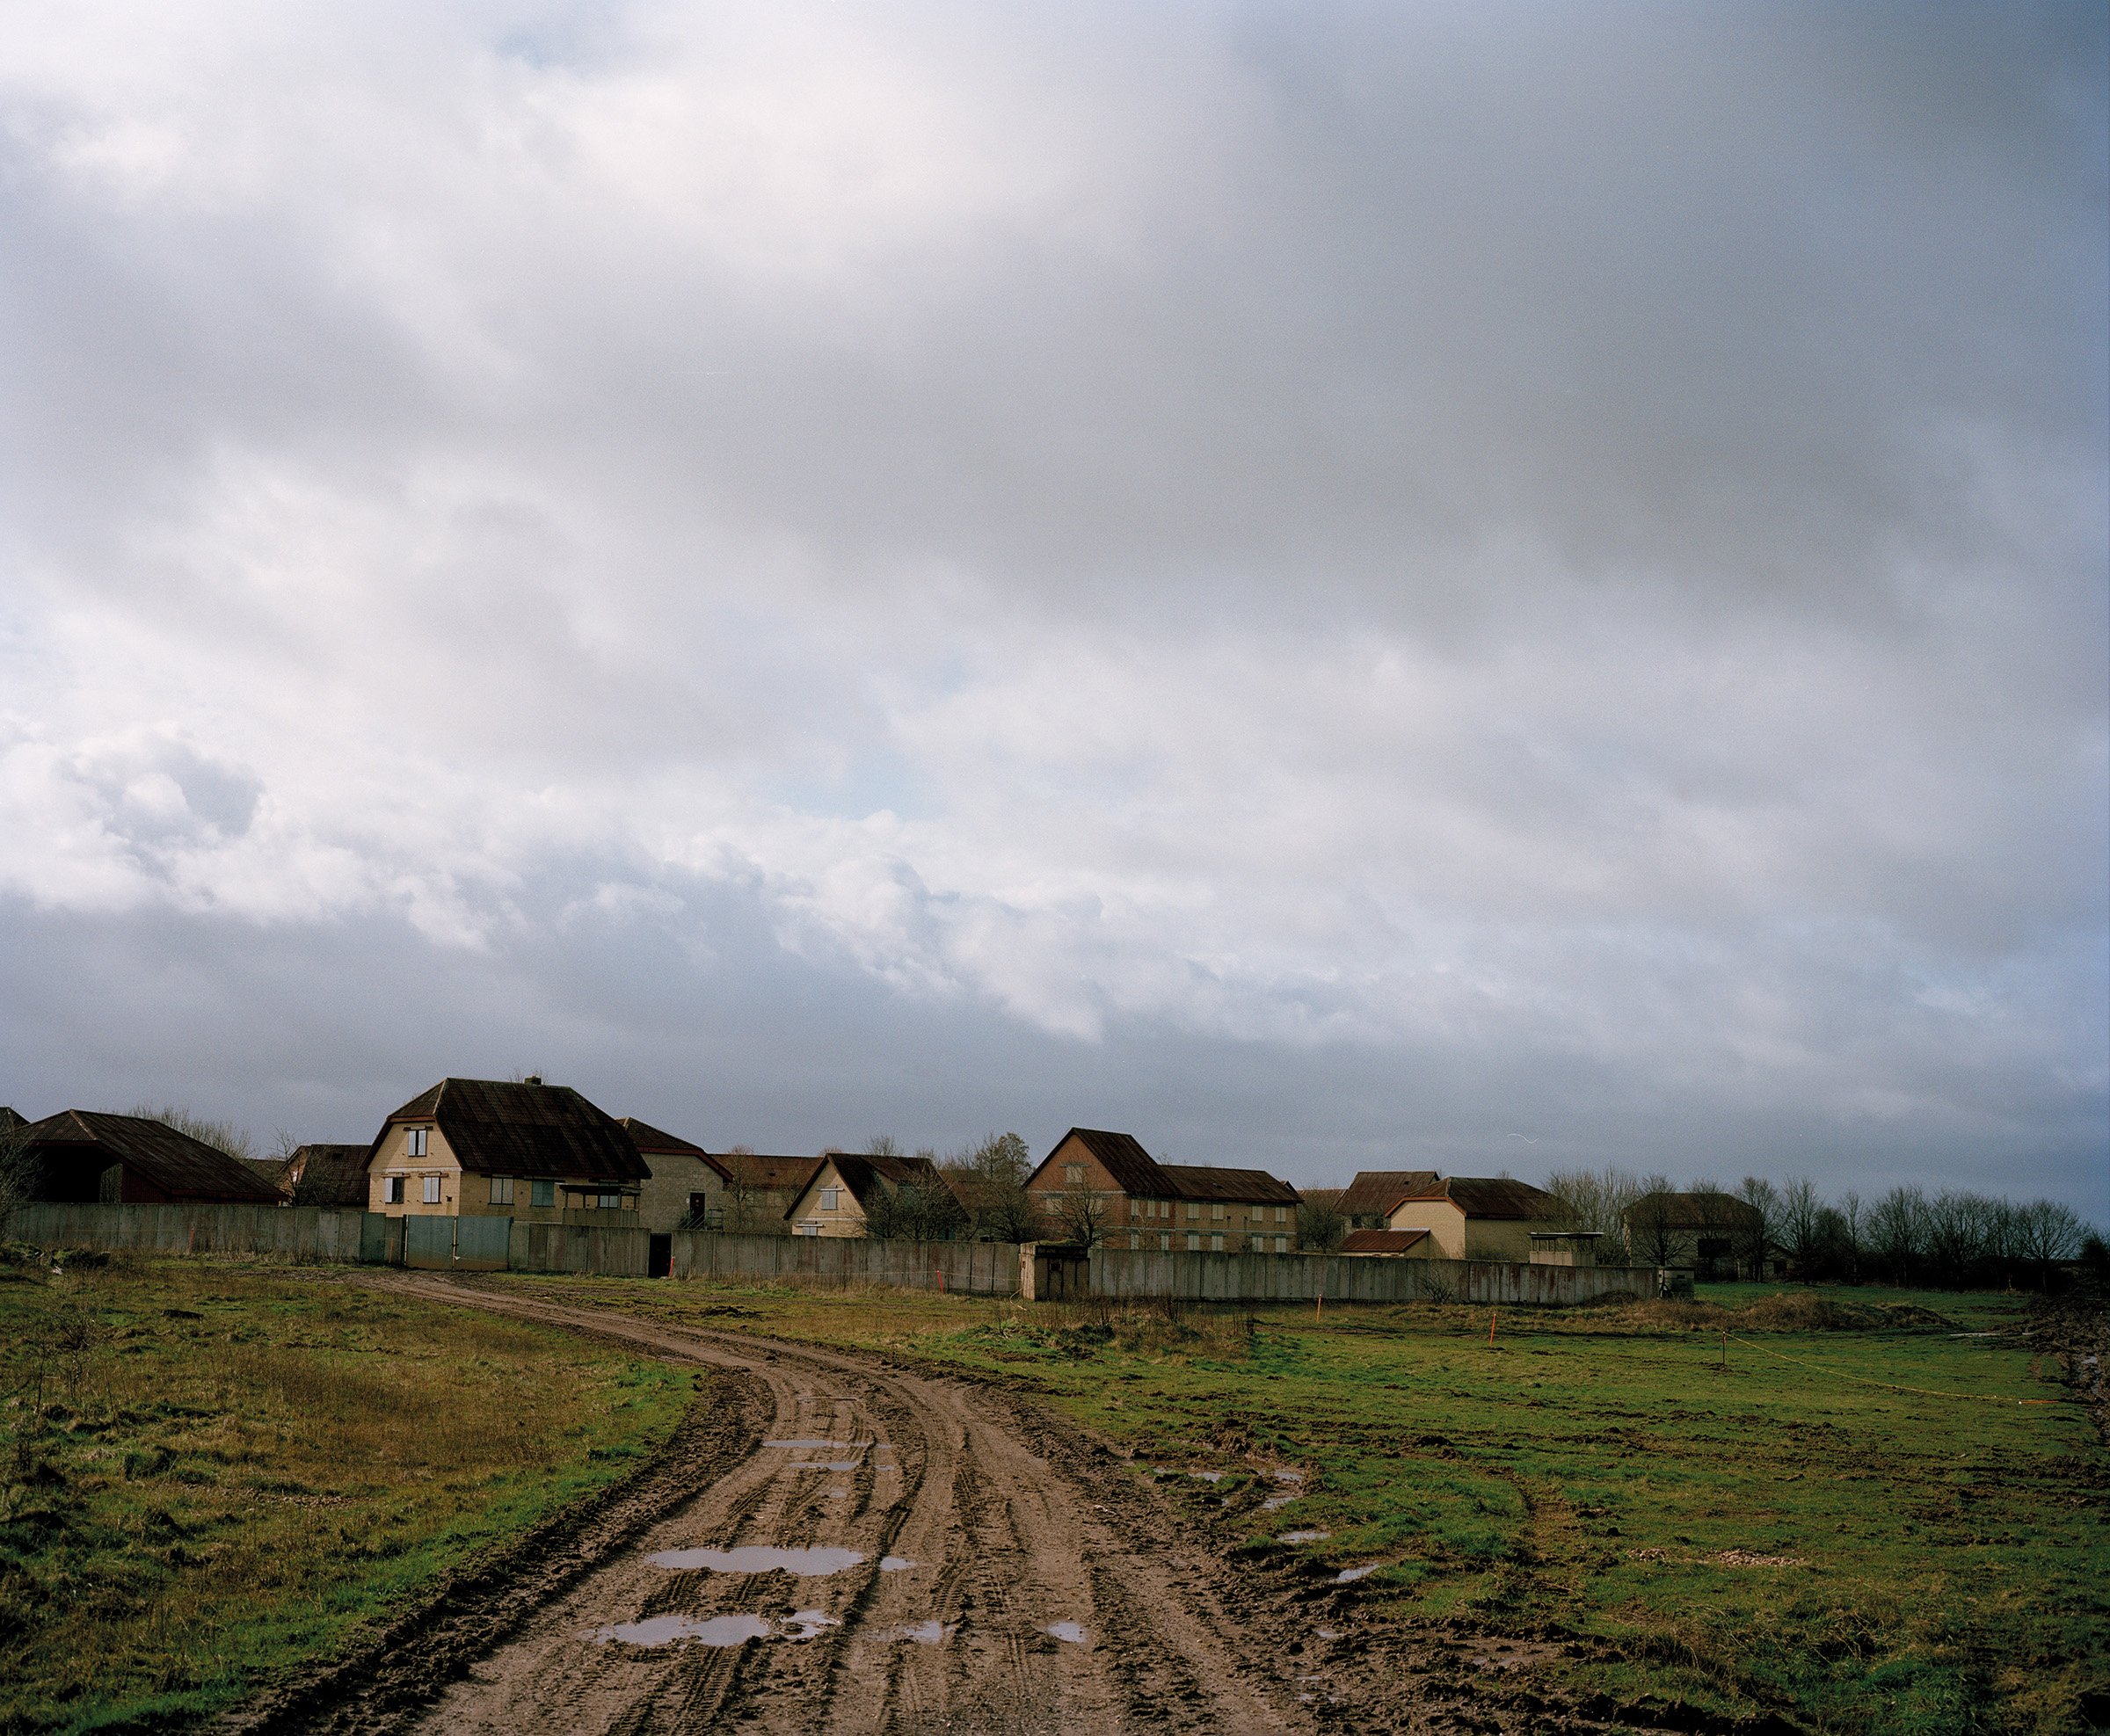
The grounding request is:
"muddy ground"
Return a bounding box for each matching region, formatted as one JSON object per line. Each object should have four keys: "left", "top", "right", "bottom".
{"left": 219, "top": 1274, "right": 1604, "bottom": 1736}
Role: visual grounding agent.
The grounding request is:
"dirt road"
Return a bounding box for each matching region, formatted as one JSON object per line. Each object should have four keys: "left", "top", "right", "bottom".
{"left": 304, "top": 1275, "right": 1325, "bottom": 1735}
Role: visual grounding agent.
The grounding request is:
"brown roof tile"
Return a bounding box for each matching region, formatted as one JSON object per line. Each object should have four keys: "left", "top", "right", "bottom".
{"left": 23, "top": 1111, "right": 286, "bottom": 1203}
{"left": 1340, "top": 1228, "right": 1431, "bottom": 1254}
{"left": 1337, "top": 1169, "right": 1442, "bottom": 1217}
{"left": 1393, "top": 1176, "right": 1561, "bottom": 1220}
{"left": 372, "top": 1079, "right": 650, "bottom": 1183}
{"left": 1041, "top": 1128, "right": 1175, "bottom": 1196}
{"left": 1160, "top": 1163, "right": 1301, "bottom": 1207}
{"left": 718, "top": 1152, "right": 825, "bottom": 1192}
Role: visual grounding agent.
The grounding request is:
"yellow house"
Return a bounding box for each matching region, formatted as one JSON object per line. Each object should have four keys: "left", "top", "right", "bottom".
{"left": 1382, "top": 1177, "right": 1565, "bottom": 1261}
{"left": 365, "top": 1076, "right": 650, "bottom": 1223}
{"left": 784, "top": 1151, "right": 948, "bottom": 1238}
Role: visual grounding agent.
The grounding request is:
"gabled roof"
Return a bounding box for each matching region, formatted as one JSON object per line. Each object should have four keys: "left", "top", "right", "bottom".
{"left": 795, "top": 1151, "right": 946, "bottom": 1216}
{"left": 1621, "top": 1191, "right": 1762, "bottom": 1230}
{"left": 287, "top": 1144, "right": 372, "bottom": 1208}
{"left": 1160, "top": 1163, "right": 1301, "bottom": 1207}
{"left": 21, "top": 1111, "right": 285, "bottom": 1203}
{"left": 1392, "top": 1176, "right": 1561, "bottom": 1220}
{"left": 373, "top": 1079, "right": 650, "bottom": 1183}
{"left": 1038, "top": 1128, "right": 1175, "bottom": 1196}
{"left": 620, "top": 1117, "right": 732, "bottom": 1181}
{"left": 1337, "top": 1169, "right": 1442, "bottom": 1217}
{"left": 1340, "top": 1228, "right": 1431, "bottom": 1255}
{"left": 0, "top": 1107, "right": 25, "bottom": 1133}
{"left": 718, "top": 1151, "right": 825, "bottom": 1192}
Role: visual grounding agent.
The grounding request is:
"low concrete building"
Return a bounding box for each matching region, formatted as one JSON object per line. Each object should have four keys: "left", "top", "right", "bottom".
{"left": 364, "top": 1076, "right": 650, "bottom": 1224}
{"left": 785, "top": 1151, "right": 949, "bottom": 1238}
{"left": 1022, "top": 1129, "right": 1302, "bottom": 1253}
{"left": 1382, "top": 1177, "right": 1566, "bottom": 1261}
{"left": 1528, "top": 1230, "right": 1602, "bottom": 1267}
{"left": 16, "top": 1111, "right": 286, "bottom": 1207}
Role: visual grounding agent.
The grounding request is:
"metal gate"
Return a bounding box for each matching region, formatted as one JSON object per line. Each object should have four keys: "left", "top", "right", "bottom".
{"left": 454, "top": 1215, "right": 512, "bottom": 1271}
{"left": 404, "top": 1216, "right": 455, "bottom": 1269}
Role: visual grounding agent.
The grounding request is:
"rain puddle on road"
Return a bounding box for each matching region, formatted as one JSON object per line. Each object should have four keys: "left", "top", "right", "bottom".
{"left": 1044, "top": 1622, "right": 1088, "bottom": 1644}
{"left": 647, "top": 1545, "right": 865, "bottom": 1575}
{"left": 591, "top": 1614, "right": 775, "bottom": 1648}
{"left": 879, "top": 1556, "right": 916, "bottom": 1572}
{"left": 1277, "top": 1529, "right": 1329, "bottom": 1544}
{"left": 1334, "top": 1565, "right": 1380, "bottom": 1584}
{"left": 764, "top": 1439, "right": 873, "bottom": 1450}
{"left": 781, "top": 1610, "right": 841, "bottom": 1639}
{"left": 891, "top": 1620, "right": 957, "bottom": 1645}
{"left": 790, "top": 1462, "right": 863, "bottom": 1472}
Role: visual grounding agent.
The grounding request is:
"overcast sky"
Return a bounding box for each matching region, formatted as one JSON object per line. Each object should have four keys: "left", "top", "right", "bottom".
{"left": 2, "top": 2, "right": 2104, "bottom": 1215}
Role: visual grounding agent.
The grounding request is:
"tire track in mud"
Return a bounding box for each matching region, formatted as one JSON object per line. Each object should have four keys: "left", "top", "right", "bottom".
{"left": 335, "top": 1274, "right": 1312, "bottom": 1736}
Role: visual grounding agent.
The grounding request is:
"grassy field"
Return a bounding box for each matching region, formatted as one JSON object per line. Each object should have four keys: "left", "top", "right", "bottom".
{"left": 489, "top": 1272, "right": 2107, "bottom": 1734}
{"left": 0, "top": 1253, "right": 692, "bottom": 1735}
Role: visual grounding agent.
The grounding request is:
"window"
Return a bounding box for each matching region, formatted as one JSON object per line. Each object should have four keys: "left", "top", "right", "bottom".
{"left": 1276, "top": 1206, "right": 1287, "bottom": 1224}
{"left": 531, "top": 1179, "right": 555, "bottom": 1209}
{"left": 382, "top": 1175, "right": 404, "bottom": 1204}
{"left": 1274, "top": 1235, "right": 1288, "bottom": 1253}
{"left": 1211, "top": 1202, "right": 1226, "bottom": 1222}
{"left": 1159, "top": 1200, "right": 1170, "bottom": 1218}
{"left": 1063, "top": 1164, "right": 1086, "bottom": 1185}
{"left": 405, "top": 1127, "right": 428, "bottom": 1158}
{"left": 1129, "top": 1232, "right": 1141, "bottom": 1250}
{"left": 489, "top": 1176, "right": 514, "bottom": 1206}
{"left": 1159, "top": 1233, "right": 1172, "bottom": 1251}
{"left": 1185, "top": 1231, "right": 1201, "bottom": 1252}
{"left": 795, "top": 1222, "right": 820, "bottom": 1237}
{"left": 1185, "top": 1202, "right": 1199, "bottom": 1221}
{"left": 597, "top": 1191, "right": 622, "bottom": 1209}
{"left": 1210, "top": 1232, "right": 1224, "bottom": 1252}
{"left": 422, "top": 1176, "right": 441, "bottom": 1205}
{"left": 821, "top": 1186, "right": 840, "bottom": 1211}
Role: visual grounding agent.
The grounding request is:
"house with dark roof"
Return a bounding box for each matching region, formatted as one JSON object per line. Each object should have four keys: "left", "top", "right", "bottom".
{"left": 364, "top": 1077, "right": 650, "bottom": 1223}
{"left": 1620, "top": 1191, "right": 1764, "bottom": 1277}
{"left": 1336, "top": 1169, "right": 1442, "bottom": 1231}
{"left": 783, "top": 1151, "right": 953, "bottom": 1238}
{"left": 16, "top": 1111, "right": 287, "bottom": 1206}
{"left": 622, "top": 1117, "right": 735, "bottom": 1233}
{"left": 1382, "top": 1176, "right": 1566, "bottom": 1261}
{"left": 280, "top": 1144, "right": 372, "bottom": 1209}
{"left": 1022, "top": 1129, "right": 1302, "bottom": 1253}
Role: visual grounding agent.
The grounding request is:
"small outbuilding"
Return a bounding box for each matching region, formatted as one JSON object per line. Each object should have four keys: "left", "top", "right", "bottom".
{"left": 1382, "top": 1177, "right": 1567, "bottom": 1261}
{"left": 1335, "top": 1169, "right": 1442, "bottom": 1231}
{"left": 1337, "top": 1228, "right": 1434, "bottom": 1258}
{"left": 16, "top": 1111, "right": 286, "bottom": 1206}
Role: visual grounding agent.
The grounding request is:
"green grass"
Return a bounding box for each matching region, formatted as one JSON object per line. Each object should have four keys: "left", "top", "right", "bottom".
{"left": 489, "top": 1272, "right": 2107, "bottom": 1734}
{"left": 0, "top": 1254, "right": 692, "bottom": 1734}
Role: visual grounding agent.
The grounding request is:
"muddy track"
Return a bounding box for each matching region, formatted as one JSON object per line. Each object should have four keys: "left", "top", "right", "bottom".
{"left": 291, "top": 1274, "right": 1322, "bottom": 1735}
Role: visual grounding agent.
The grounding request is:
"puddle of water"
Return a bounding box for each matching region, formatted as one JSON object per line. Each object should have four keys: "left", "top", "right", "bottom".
{"left": 880, "top": 1556, "right": 916, "bottom": 1572}
{"left": 648, "top": 1545, "right": 865, "bottom": 1576}
{"left": 892, "top": 1620, "right": 956, "bottom": 1645}
{"left": 765, "top": 1439, "right": 871, "bottom": 1449}
{"left": 1260, "top": 1494, "right": 1298, "bottom": 1511}
{"left": 1044, "top": 1621, "right": 1088, "bottom": 1644}
{"left": 789, "top": 1461, "right": 863, "bottom": 1472}
{"left": 1278, "top": 1529, "right": 1330, "bottom": 1544}
{"left": 1334, "top": 1565, "right": 1380, "bottom": 1584}
{"left": 1270, "top": 1468, "right": 1305, "bottom": 1484}
{"left": 1316, "top": 1628, "right": 1341, "bottom": 1640}
{"left": 781, "top": 1609, "right": 840, "bottom": 1640}
{"left": 591, "top": 1614, "right": 773, "bottom": 1648}
{"left": 1188, "top": 1471, "right": 1225, "bottom": 1483}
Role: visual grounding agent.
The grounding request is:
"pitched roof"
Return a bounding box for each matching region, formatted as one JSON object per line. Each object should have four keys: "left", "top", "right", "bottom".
{"left": 619, "top": 1117, "right": 732, "bottom": 1180}
{"left": 717, "top": 1151, "right": 825, "bottom": 1192}
{"left": 1337, "top": 1169, "right": 1442, "bottom": 1217}
{"left": 0, "top": 1107, "right": 25, "bottom": 1133}
{"left": 373, "top": 1079, "right": 650, "bottom": 1183}
{"left": 1043, "top": 1128, "right": 1175, "bottom": 1196}
{"left": 1340, "top": 1228, "right": 1431, "bottom": 1254}
{"left": 1621, "top": 1191, "right": 1762, "bottom": 1230}
{"left": 21, "top": 1111, "right": 286, "bottom": 1203}
{"left": 1392, "top": 1176, "right": 1561, "bottom": 1220}
{"left": 1160, "top": 1162, "right": 1301, "bottom": 1207}
{"left": 800, "top": 1152, "right": 946, "bottom": 1215}
{"left": 287, "top": 1144, "right": 372, "bottom": 1208}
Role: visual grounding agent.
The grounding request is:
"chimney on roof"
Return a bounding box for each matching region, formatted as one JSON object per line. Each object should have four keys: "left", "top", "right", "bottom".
{"left": 525, "top": 1074, "right": 543, "bottom": 1086}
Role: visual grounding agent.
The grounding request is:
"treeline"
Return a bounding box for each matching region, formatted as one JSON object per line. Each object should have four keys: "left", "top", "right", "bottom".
{"left": 1545, "top": 1166, "right": 2099, "bottom": 1291}
{"left": 848, "top": 1132, "right": 1041, "bottom": 1244}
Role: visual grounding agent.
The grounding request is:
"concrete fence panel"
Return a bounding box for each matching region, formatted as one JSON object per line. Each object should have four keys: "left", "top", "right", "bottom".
{"left": 666, "top": 1231, "right": 1023, "bottom": 1296}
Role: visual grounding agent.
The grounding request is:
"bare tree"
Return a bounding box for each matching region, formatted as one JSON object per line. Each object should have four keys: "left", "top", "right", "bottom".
{"left": 1866, "top": 1185, "right": 1927, "bottom": 1285}
{"left": 2014, "top": 1200, "right": 2086, "bottom": 1290}
{"left": 1734, "top": 1176, "right": 1780, "bottom": 1279}
{"left": 941, "top": 1132, "right": 1038, "bottom": 1243}
{"left": 718, "top": 1144, "right": 762, "bottom": 1234}
{"left": 864, "top": 1134, "right": 902, "bottom": 1158}
{"left": 1048, "top": 1177, "right": 1108, "bottom": 1248}
{"left": 1776, "top": 1177, "right": 1825, "bottom": 1278}
{"left": 1297, "top": 1189, "right": 1348, "bottom": 1253}
{"left": 0, "top": 1116, "right": 40, "bottom": 1224}
{"left": 1545, "top": 1166, "right": 1645, "bottom": 1237}
{"left": 127, "top": 1103, "right": 256, "bottom": 1163}
{"left": 1624, "top": 1173, "right": 1688, "bottom": 1267}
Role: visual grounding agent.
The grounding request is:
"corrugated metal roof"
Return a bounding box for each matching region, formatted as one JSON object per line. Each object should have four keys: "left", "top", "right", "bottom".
{"left": 1160, "top": 1163, "right": 1302, "bottom": 1207}
{"left": 1340, "top": 1228, "right": 1430, "bottom": 1254}
{"left": 1337, "top": 1169, "right": 1442, "bottom": 1217}
{"left": 1393, "top": 1176, "right": 1561, "bottom": 1220}
{"left": 23, "top": 1111, "right": 286, "bottom": 1203}
{"left": 371, "top": 1079, "right": 651, "bottom": 1183}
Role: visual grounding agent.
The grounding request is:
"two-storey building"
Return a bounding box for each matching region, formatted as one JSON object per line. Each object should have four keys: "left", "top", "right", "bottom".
{"left": 1022, "top": 1128, "right": 1302, "bottom": 1253}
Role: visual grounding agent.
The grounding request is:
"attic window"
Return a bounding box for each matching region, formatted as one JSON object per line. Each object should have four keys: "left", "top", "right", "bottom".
{"left": 405, "top": 1127, "right": 429, "bottom": 1158}
{"left": 1063, "top": 1165, "right": 1085, "bottom": 1185}
{"left": 821, "top": 1187, "right": 840, "bottom": 1210}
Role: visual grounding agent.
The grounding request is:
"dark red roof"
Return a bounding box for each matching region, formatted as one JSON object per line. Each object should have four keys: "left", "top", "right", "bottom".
{"left": 22, "top": 1111, "right": 286, "bottom": 1203}
{"left": 718, "top": 1152, "right": 825, "bottom": 1192}
{"left": 1160, "top": 1163, "right": 1301, "bottom": 1207}
{"left": 1392, "top": 1176, "right": 1561, "bottom": 1220}
{"left": 1038, "top": 1128, "right": 1175, "bottom": 1195}
{"left": 373, "top": 1079, "right": 650, "bottom": 1183}
{"left": 1337, "top": 1169, "right": 1442, "bottom": 1217}
{"left": 620, "top": 1117, "right": 731, "bottom": 1180}
{"left": 286, "top": 1144, "right": 372, "bottom": 1208}
{"left": 1340, "top": 1228, "right": 1431, "bottom": 1255}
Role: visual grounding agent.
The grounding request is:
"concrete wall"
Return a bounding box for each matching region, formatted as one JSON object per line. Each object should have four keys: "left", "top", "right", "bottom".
{"left": 669, "top": 1231, "right": 1022, "bottom": 1296}
{"left": 0, "top": 1203, "right": 1652, "bottom": 1304}
{"left": 1088, "top": 1246, "right": 1655, "bottom": 1306}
